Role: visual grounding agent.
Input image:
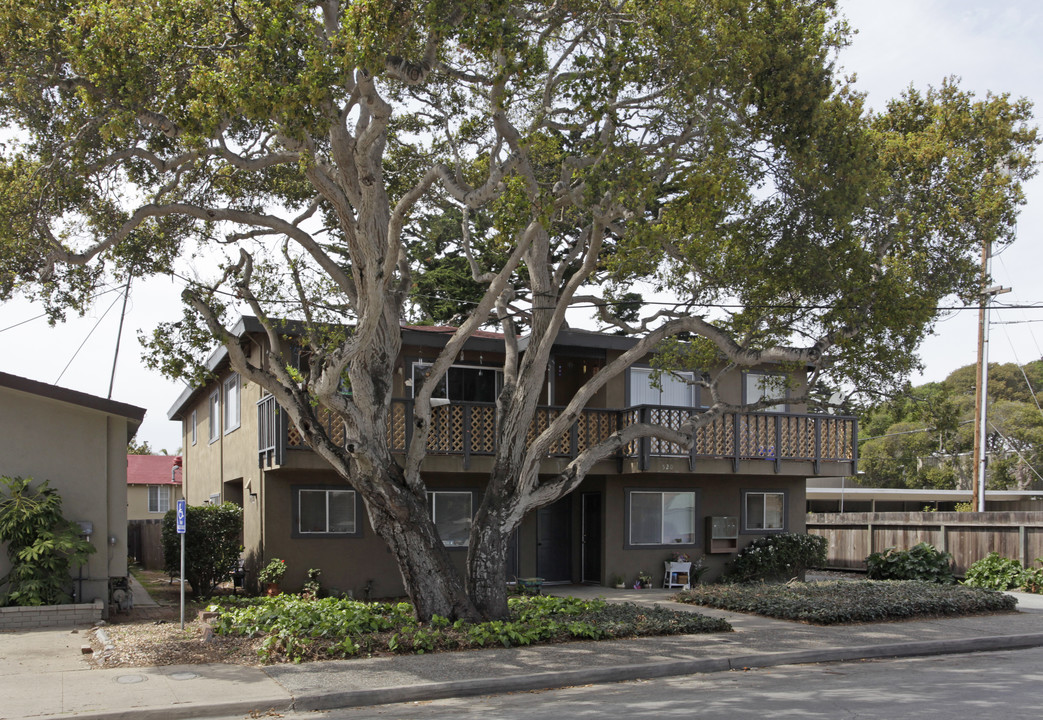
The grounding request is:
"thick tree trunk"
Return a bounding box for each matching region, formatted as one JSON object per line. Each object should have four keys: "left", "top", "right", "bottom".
{"left": 466, "top": 488, "right": 515, "bottom": 620}
{"left": 360, "top": 469, "right": 480, "bottom": 622}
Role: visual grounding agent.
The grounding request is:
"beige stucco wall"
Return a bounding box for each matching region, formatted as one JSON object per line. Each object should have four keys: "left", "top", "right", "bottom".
{"left": 126, "top": 484, "right": 184, "bottom": 521}
{"left": 0, "top": 386, "right": 133, "bottom": 608}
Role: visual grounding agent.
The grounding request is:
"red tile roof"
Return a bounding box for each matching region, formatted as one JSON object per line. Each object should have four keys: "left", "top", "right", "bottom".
{"left": 127, "top": 455, "right": 182, "bottom": 485}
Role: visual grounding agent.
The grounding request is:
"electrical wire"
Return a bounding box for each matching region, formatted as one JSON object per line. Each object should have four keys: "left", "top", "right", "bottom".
{"left": 54, "top": 286, "right": 127, "bottom": 385}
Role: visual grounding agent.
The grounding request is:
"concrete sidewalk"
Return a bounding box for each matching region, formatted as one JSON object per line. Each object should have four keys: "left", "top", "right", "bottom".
{"left": 4, "top": 585, "right": 1043, "bottom": 720}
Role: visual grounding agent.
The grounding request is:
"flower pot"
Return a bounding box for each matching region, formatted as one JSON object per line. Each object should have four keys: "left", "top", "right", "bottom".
{"left": 266, "top": 582, "right": 282, "bottom": 596}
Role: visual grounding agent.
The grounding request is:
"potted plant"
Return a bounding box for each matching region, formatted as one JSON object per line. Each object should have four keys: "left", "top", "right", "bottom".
{"left": 611, "top": 573, "right": 626, "bottom": 589}
{"left": 259, "top": 558, "right": 287, "bottom": 596}
{"left": 637, "top": 571, "right": 653, "bottom": 589}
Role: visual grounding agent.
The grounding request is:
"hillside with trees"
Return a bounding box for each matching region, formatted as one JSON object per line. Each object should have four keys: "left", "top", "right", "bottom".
{"left": 859, "top": 360, "right": 1043, "bottom": 490}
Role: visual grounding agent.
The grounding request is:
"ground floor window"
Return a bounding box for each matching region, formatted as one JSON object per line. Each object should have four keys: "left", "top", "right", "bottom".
{"left": 148, "top": 485, "right": 171, "bottom": 514}
{"left": 295, "top": 487, "right": 361, "bottom": 537}
{"left": 627, "top": 489, "right": 697, "bottom": 546}
{"left": 744, "top": 490, "right": 786, "bottom": 531}
{"left": 427, "top": 491, "right": 473, "bottom": 547}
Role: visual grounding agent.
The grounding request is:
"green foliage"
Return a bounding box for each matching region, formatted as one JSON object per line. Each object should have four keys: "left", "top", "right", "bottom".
{"left": 727, "top": 533, "right": 827, "bottom": 583}
{"left": 963, "top": 552, "right": 1043, "bottom": 593}
{"left": 676, "top": 580, "right": 1015, "bottom": 624}
{"left": 258, "top": 558, "right": 287, "bottom": 585}
{"left": 161, "top": 503, "right": 242, "bottom": 598}
{"left": 0, "top": 476, "right": 95, "bottom": 606}
{"left": 865, "top": 543, "right": 955, "bottom": 584}
{"left": 208, "top": 594, "right": 731, "bottom": 663}
{"left": 858, "top": 359, "right": 1043, "bottom": 490}
{"left": 963, "top": 552, "right": 1026, "bottom": 591}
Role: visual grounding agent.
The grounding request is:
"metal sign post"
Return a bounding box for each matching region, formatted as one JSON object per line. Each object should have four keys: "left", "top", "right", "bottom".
{"left": 176, "top": 499, "right": 186, "bottom": 629}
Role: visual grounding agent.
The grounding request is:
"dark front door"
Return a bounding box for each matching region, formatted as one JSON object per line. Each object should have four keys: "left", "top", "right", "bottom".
{"left": 537, "top": 497, "right": 571, "bottom": 582}
{"left": 581, "top": 493, "right": 602, "bottom": 583}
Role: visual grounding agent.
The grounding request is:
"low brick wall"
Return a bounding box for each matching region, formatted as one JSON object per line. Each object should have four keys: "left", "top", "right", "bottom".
{"left": 0, "top": 600, "right": 104, "bottom": 630}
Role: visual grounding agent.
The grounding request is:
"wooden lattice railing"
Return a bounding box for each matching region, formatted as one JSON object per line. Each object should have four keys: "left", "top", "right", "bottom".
{"left": 259, "top": 398, "right": 856, "bottom": 473}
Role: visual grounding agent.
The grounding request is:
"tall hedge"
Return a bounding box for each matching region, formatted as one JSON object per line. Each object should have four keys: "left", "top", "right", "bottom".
{"left": 162, "top": 502, "right": 242, "bottom": 597}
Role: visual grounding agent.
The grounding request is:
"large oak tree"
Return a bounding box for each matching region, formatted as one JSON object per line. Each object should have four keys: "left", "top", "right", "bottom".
{"left": 0, "top": 0, "right": 1036, "bottom": 619}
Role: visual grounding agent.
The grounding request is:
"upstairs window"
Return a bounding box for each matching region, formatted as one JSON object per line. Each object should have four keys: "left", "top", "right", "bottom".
{"left": 148, "top": 486, "right": 171, "bottom": 514}
{"left": 190, "top": 409, "right": 197, "bottom": 446}
{"left": 743, "top": 372, "right": 788, "bottom": 412}
{"left": 629, "top": 368, "right": 697, "bottom": 408}
{"left": 412, "top": 363, "right": 500, "bottom": 403}
{"left": 208, "top": 390, "right": 220, "bottom": 443}
{"left": 224, "top": 373, "right": 241, "bottom": 433}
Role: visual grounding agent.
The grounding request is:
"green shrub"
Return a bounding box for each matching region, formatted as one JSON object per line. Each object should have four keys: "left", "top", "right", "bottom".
{"left": 865, "top": 543, "right": 955, "bottom": 584}
{"left": 0, "top": 476, "right": 96, "bottom": 606}
{"left": 209, "top": 594, "right": 732, "bottom": 663}
{"left": 963, "top": 552, "right": 1025, "bottom": 590}
{"left": 162, "top": 502, "right": 242, "bottom": 597}
{"left": 676, "top": 580, "right": 1015, "bottom": 624}
{"left": 727, "top": 533, "right": 827, "bottom": 583}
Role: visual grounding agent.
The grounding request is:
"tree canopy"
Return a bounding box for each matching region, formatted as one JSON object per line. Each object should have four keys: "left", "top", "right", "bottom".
{"left": 859, "top": 359, "right": 1043, "bottom": 490}
{"left": 0, "top": 0, "right": 1037, "bottom": 619}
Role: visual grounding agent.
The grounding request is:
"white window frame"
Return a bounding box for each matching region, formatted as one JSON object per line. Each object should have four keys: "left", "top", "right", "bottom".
{"left": 629, "top": 367, "right": 698, "bottom": 408}
{"left": 148, "top": 485, "right": 171, "bottom": 514}
{"left": 427, "top": 491, "right": 473, "bottom": 547}
{"left": 626, "top": 489, "right": 697, "bottom": 547}
{"left": 190, "top": 409, "right": 197, "bottom": 446}
{"left": 223, "top": 373, "right": 241, "bottom": 434}
{"left": 208, "top": 390, "right": 220, "bottom": 443}
{"left": 743, "top": 490, "right": 786, "bottom": 532}
{"left": 743, "top": 371, "right": 788, "bottom": 413}
{"left": 295, "top": 488, "right": 359, "bottom": 536}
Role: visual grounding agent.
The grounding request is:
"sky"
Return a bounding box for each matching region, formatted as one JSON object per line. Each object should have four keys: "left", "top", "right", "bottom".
{"left": 1, "top": 0, "right": 1042, "bottom": 452}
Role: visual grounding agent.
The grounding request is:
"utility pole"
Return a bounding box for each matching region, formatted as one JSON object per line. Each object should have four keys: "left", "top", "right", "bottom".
{"left": 971, "top": 238, "right": 1010, "bottom": 512}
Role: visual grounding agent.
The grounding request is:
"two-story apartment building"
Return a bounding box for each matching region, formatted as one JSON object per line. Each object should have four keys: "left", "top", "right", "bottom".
{"left": 168, "top": 317, "right": 857, "bottom": 597}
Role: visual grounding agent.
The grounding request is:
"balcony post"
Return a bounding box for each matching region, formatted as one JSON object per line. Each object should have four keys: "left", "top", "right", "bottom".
{"left": 732, "top": 413, "right": 741, "bottom": 473}
{"left": 462, "top": 403, "right": 472, "bottom": 470}
{"left": 639, "top": 406, "right": 650, "bottom": 471}
{"left": 774, "top": 415, "right": 782, "bottom": 474}
{"left": 275, "top": 404, "right": 286, "bottom": 466}
{"left": 814, "top": 416, "right": 822, "bottom": 475}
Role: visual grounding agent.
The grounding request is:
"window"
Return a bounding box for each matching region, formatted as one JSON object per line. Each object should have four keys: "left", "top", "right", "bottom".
{"left": 743, "top": 372, "right": 788, "bottom": 412}
{"left": 223, "top": 373, "right": 241, "bottom": 433}
{"left": 190, "top": 409, "right": 197, "bottom": 446}
{"left": 627, "top": 490, "right": 696, "bottom": 546}
{"left": 427, "top": 491, "right": 473, "bottom": 547}
{"left": 629, "top": 367, "right": 697, "bottom": 407}
{"left": 744, "top": 491, "right": 786, "bottom": 531}
{"left": 148, "top": 486, "right": 171, "bottom": 514}
{"left": 295, "top": 488, "right": 360, "bottom": 536}
{"left": 413, "top": 363, "right": 500, "bottom": 403}
{"left": 208, "top": 390, "right": 220, "bottom": 443}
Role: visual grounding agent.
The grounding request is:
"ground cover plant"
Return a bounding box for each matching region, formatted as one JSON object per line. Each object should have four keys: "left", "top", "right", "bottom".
{"left": 675, "top": 581, "right": 1015, "bottom": 625}
{"left": 208, "top": 594, "right": 731, "bottom": 664}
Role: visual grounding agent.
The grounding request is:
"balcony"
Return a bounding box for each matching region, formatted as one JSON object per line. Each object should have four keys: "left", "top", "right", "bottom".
{"left": 257, "top": 396, "right": 857, "bottom": 475}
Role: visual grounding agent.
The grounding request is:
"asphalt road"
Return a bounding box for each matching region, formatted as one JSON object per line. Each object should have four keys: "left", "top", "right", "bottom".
{"left": 279, "top": 646, "right": 1043, "bottom": 720}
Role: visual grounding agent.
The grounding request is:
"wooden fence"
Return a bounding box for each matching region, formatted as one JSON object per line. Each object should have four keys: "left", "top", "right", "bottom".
{"left": 806, "top": 511, "right": 1043, "bottom": 575}
{"left": 127, "top": 520, "right": 165, "bottom": 570}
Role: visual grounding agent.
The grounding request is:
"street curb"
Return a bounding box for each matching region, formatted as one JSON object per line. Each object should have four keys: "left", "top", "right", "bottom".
{"left": 291, "top": 632, "right": 1043, "bottom": 711}
{"left": 33, "top": 633, "right": 1043, "bottom": 720}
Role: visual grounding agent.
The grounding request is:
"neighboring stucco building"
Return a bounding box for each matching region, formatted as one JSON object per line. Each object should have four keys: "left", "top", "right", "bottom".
{"left": 168, "top": 317, "right": 858, "bottom": 596}
{"left": 127, "top": 454, "right": 184, "bottom": 521}
{"left": 0, "top": 371, "right": 145, "bottom": 612}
